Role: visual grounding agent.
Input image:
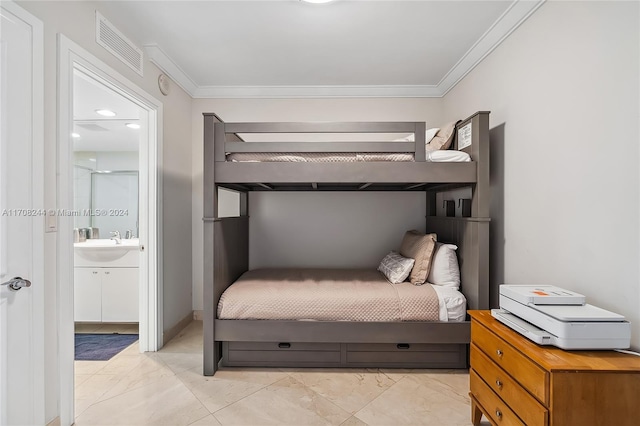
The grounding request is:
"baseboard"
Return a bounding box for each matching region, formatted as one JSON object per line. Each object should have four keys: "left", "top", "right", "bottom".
{"left": 163, "top": 311, "right": 193, "bottom": 344}
{"left": 46, "top": 417, "right": 61, "bottom": 426}
{"left": 193, "top": 310, "right": 203, "bottom": 321}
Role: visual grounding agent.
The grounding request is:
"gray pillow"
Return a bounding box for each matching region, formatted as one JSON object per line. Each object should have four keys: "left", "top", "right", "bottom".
{"left": 377, "top": 251, "right": 415, "bottom": 284}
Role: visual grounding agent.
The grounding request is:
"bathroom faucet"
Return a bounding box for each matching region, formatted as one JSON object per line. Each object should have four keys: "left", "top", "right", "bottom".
{"left": 110, "top": 231, "right": 122, "bottom": 244}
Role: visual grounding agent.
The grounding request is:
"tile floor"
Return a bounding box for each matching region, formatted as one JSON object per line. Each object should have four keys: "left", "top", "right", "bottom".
{"left": 74, "top": 321, "right": 490, "bottom": 425}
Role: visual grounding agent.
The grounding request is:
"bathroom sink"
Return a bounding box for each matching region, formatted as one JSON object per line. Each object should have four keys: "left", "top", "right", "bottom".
{"left": 74, "top": 239, "right": 140, "bottom": 262}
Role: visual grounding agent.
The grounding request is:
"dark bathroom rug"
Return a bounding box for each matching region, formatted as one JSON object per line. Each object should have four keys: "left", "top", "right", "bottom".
{"left": 74, "top": 333, "right": 139, "bottom": 361}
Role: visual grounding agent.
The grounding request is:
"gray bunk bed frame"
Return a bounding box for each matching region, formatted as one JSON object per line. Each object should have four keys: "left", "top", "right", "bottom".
{"left": 203, "top": 111, "right": 490, "bottom": 375}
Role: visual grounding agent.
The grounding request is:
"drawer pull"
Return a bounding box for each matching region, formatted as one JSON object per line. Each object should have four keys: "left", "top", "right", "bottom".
{"left": 496, "top": 349, "right": 503, "bottom": 357}
{"left": 495, "top": 379, "right": 503, "bottom": 389}
{"left": 397, "top": 343, "right": 411, "bottom": 350}
{"left": 495, "top": 409, "right": 502, "bottom": 419}
{"left": 278, "top": 343, "right": 291, "bottom": 349}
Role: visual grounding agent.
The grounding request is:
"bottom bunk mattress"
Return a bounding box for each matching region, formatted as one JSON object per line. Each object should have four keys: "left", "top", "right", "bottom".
{"left": 217, "top": 268, "right": 467, "bottom": 322}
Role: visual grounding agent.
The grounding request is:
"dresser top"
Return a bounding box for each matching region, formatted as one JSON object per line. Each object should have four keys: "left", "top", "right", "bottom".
{"left": 469, "top": 310, "right": 640, "bottom": 372}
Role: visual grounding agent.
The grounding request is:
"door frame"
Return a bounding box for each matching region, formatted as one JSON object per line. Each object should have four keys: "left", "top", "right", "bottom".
{"left": 0, "top": 1, "right": 45, "bottom": 424}
{"left": 57, "top": 35, "right": 163, "bottom": 425}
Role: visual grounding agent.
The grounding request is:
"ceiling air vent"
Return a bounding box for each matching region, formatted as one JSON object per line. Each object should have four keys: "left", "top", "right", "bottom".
{"left": 76, "top": 123, "right": 109, "bottom": 132}
{"left": 95, "top": 11, "right": 143, "bottom": 76}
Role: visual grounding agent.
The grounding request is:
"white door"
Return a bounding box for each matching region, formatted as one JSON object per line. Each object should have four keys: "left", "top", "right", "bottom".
{"left": 0, "top": 2, "right": 45, "bottom": 425}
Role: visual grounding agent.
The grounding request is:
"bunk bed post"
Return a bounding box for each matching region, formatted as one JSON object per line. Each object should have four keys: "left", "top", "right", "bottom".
{"left": 203, "top": 114, "right": 219, "bottom": 375}
{"left": 464, "top": 111, "right": 490, "bottom": 310}
{"left": 425, "top": 191, "right": 436, "bottom": 216}
{"left": 239, "top": 191, "right": 248, "bottom": 216}
{"left": 414, "top": 122, "right": 426, "bottom": 162}
{"left": 468, "top": 112, "right": 490, "bottom": 218}
{"left": 468, "top": 111, "right": 490, "bottom": 310}
{"left": 424, "top": 111, "right": 491, "bottom": 311}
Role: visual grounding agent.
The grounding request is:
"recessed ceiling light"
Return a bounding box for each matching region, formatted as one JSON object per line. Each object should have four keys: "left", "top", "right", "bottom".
{"left": 125, "top": 123, "right": 141, "bottom": 129}
{"left": 71, "top": 133, "right": 81, "bottom": 138}
{"left": 95, "top": 109, "right": 116, "bottom": 117}
{"left": 301, "top": 0, "right": 336, "bottom": 3}
{"left": 89, "top": 158, "right": 96, "bottom": 162}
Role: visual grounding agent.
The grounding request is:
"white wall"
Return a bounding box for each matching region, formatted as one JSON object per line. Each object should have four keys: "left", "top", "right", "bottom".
{"left": 191, "top": 98, "right": 442, "bottom": 310}
{"left": 16, "top": 1, "right": 193, "bottom": 422}
{"left": 443, "top": 1, "right": 640, "bottom": 348}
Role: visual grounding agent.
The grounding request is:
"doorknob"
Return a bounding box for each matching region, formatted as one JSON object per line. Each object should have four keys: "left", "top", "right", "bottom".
{"left": 1, "top": 277, "right": 32, "bottom": 291}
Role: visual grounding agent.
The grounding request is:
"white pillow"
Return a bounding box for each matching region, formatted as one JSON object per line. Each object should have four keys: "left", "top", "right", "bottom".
{"left": 425, "top": 127, "right": 440, "bottom": 143}
{"left": 377, "top": 251, "right": 415, "bottom": 284}
{"left": 427, "top": 150, "right": 471, "bottom": 162}
{"left": 393, "top": 128, "right": 440, "bottom": 144}
{"left": 427, "top": 243, "right": 460, "bottom": 289}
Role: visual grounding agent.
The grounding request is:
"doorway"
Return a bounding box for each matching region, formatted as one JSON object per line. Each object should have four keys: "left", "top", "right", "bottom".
{"left": 72, "top": 69, "right": 142, "bottom": 333}
{"left": 58, "top": 36, "right": 162, "bottom": 425}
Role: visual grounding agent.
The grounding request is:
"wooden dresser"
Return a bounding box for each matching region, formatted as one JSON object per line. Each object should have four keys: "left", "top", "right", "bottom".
{"left": 469, "top": 310, "right": 640, "bottom": 426}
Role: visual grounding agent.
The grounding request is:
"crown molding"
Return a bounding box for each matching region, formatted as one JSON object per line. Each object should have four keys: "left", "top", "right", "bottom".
{"left": 144, "top": 0, "right": 544, "bottom": 99}
{"left": 438, "top": 0, "right": 545, "bottom": 96}
{"left": 192, "top": 84, "right": 441, "bottom": 99}
{"left": 144, "top": 44, "right": 198, "bottom": 95}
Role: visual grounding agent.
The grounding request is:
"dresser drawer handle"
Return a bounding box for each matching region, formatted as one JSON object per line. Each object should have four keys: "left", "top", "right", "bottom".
{"left": 496, "top": 349, "right": 503, "bottom": 357}
{"left": 495, "top": 379, "right": 503, "bottom": 389}
{"left": 495, "top": 409, "right": 502, "bottom": 419}
{"left": 278, "top": 343, "right": 291, "bottom": 349}
{"left": 397, "top": 343, "right": 410, "bottom": 350}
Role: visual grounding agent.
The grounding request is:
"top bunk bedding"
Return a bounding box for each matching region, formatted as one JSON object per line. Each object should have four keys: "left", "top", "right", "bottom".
{"left": 227, "top": 150, "right": 471, "bottom": 163}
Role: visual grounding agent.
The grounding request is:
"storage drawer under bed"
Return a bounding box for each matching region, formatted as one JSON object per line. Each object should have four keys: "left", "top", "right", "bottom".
{"left": 223, "top": 341, "right": 342, "bottom": 367}
{"left": 346, "top": 343, "right": 467, "bottom": 368}
{"left": 221, "top": 341, "right": 468, "bottom": 368}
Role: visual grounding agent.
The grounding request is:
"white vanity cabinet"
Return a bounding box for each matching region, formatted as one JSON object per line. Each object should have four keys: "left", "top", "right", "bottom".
{"left": 101, "top": 268, "right": 138, "bottom": 322}
{"left": 74, "top": 267, "right": 138, "bottom": 322}
{"left": 74, "top": 244, "right": 139, "bottom": 323}
{"left": 74, "top": 268, "right": 102, "bottom": 322}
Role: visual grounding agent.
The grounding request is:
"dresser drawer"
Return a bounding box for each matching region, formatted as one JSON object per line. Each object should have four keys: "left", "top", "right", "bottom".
{"left": 471, "top": 344, "right": 548, "bottom": 426}
{"left": 470, "top": 370, "right": 525, "bottom": 426}
{"left": 472, "top": 321, "right": 548, "bottom": 403}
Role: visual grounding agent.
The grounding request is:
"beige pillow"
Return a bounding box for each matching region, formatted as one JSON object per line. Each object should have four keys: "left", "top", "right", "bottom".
{"left": 399, "top": 230, "right": 437, "bottom": 285}
{"left": 426, "top": 121, "right": 457, "bottom": 152}
{"left": 377, "top": 251, "right": 415, "bottom": 284}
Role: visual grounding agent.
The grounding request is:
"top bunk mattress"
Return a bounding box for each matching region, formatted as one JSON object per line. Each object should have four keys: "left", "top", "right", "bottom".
{"left": 217, "top": 268, "right": 467, "bottom": 322}
{"left": 226, "top": 150, "right": 471, "bottom": 163}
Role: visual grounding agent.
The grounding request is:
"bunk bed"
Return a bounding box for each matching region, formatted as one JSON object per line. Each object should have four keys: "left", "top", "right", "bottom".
{"left": 203, "top": 111, "right": 490, "bottom": 375}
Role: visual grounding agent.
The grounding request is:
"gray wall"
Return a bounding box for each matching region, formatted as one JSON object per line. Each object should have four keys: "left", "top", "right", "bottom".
{"left": 249, "top": 192, "right": 427, "bottom": 269}
{"left": 442, "top": 1, "right": 640, "bottom": 348}
{"left": 17, "top": 1, "right": 194, "bottom": 422}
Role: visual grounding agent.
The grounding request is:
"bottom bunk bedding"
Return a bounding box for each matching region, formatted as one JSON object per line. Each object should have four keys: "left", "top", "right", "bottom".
{"left": 217, "top": 268, "right": 467, "bottom": 322}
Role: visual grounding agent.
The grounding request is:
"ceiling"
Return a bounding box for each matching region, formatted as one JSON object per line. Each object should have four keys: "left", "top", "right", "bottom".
{"left": 95, "top": 0, "right": 545, "bottom": 98}
{"left": 73, "top": 70, "right": 142, "bottom": 152}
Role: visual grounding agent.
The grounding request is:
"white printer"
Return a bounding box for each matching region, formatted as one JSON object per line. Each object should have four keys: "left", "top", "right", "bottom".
{"left": 492, "top": 285, "right": 631, "bottom": 350}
